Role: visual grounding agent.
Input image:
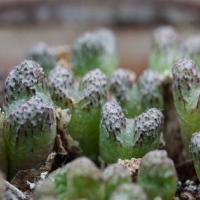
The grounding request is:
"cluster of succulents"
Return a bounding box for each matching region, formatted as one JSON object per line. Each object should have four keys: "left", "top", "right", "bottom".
{"left": 2, "top": 25, "right": 200, "bottom": 199}
{"left": 149, "top": 26, "right": 200, "bottom": 185}
{"left": 34, "top": 152, "right": 177, "bottom": 200}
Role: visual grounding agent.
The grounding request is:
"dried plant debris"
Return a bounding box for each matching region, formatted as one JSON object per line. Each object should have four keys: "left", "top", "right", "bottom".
{"left": 7, "top": 152, "right": 56, "bottom": 199}
{"left": 118, "top": 158, "right": 141, "bottom": 181}
{"left": 2, "top": 149, "right": 78, "bottom": 199}
{"left": 55, "top": 45, "right": 71, "bottom": 67}
{"left": 55, "top": 107, "right": 81, "bottom": 156}
{"left": 175, "top": 180, "right": 200, "bottom": 199}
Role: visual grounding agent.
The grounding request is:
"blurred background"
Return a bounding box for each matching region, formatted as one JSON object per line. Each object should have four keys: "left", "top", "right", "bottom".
{"left": 0, "top": 0, "right": 200, "bottom": 78}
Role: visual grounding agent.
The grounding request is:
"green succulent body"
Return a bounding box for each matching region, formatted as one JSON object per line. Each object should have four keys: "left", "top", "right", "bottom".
{"left": 66, "top": 158, "right": 105, "bottom": 200}
{"left": 34, "top": 180, "right": 58, "bottom": 200}
{"left": 189, "top": 132, "right": 200, "bottom": 180}
{"left": 71, "top": 28, "right": 118, "bottom": 77}
{"left": 67, "top": 107, "right": 101, "bottom": 160}
{"left": 99, "top": 100, "right": 164, "bottom": 163}
{"left": 47, "top": 157, "right": 105, "bottom": 200}
{"left": 47, "top": 163, "right": 69, "bottom": 200}
{"left": 148, "top": 26, "right": 180, "bottom": 73}
{"left": 103, "top": 164, "right": 132, "bottom": 200}
{"left": 137, "top": 150, "right": 177, "bottom": 200}
{"left": 26, "top": 42, "right": 57, "bottom": 76}
{"left": 48, "top": 66, "right": 75, "bottom": 109}
{"left": 3, "top": 60, "right": 56, "bottom": 180}
{"left": 172, "top": 57, "right": 200, "bottom": 153}
{"left": 181, "top": 35, "right": 200, "bottom": 69}
{"left": 110, "top": 69, "right": 164, "bottom": 118}
{"left": 110, "top": 183, "right": 148, "bottom": 200}
{"left": 48, "top": 67, "right": 107, "bottom": 161}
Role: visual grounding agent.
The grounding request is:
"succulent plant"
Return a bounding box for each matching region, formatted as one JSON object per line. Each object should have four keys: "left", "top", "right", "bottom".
{"left": 33, "top": 180, "right": 58, "bottom": 200}
{"left": 48, "top": 66, "right": 107, "bottom": 161}
{"left": 66, "top": 157, "right": 105, "bottom": 200}
{"left": 3, "top": 60, "right": 56, "bottom": 180}
{"left": 48, "top": 66, "right": 75, "bottom": 109}
{"left": 99, "top": 100, "right": 164, "bottom": 163}
{"left": 181, "top": 35, "right": 200, "bottom": 69}
{"left": 148, "top": 26, "right": 180, "bottom": 73}
{"left": 47, "top": 157, "right": 105, "bottom": 200}
{"left": 47, "top": 162, "right": 70, "bottom": 200}
{"left": 110, "top": 183, "right": 148, "bottom": 200}
{"left": 110, "top": 68, "right": 164, "bottom": 118}
{"left": 172, "top": 57, "right": 200, "bottom": 154}
{"left": 26, "top": 42, "right": 57, "bottom": 76}
{"left": 189, "top": 132, "right": 200, "bottom": 180}
{"left": 137, "top": 150, "right": 177, "bottom": 200}
{"left": 43, "top": 157, "right": 134, "bottom": 200}
{"left": 71, "top": 28, "right": 118, "bottom": 77}
{"left": 109, "top": 68, "right": 136, "bottom": 102}
{"left": 102, "top": 164, "right": 132, "bottom": 200}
